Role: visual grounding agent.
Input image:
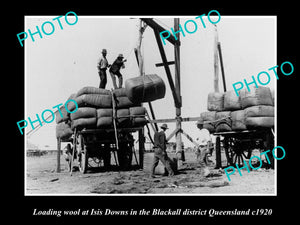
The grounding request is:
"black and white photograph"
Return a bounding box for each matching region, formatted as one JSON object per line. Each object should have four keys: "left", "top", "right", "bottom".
{"left": 14, "top": 6, "right": 298, "bottom": 222}
{"left": 24, "top": 15, "right": 276, "bottom": 195}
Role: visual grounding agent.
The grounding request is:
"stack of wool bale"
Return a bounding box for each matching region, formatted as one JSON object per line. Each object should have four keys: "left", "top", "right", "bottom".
{"left": 55, "top": 94, "right": 76, "bottom": 140}
{"left": 55, "top": 87, "right": 147, "bottom": 139}
{"left": 199, "top": 86, "right": 274, "bottom": 133}
{"left": 55, "top": 74, "right": 166, "bottom": 139}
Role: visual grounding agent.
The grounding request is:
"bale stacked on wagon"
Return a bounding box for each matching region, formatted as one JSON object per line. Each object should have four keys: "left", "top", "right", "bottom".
{"left": 200, "top": 86, "right": 274, "bottom": 133}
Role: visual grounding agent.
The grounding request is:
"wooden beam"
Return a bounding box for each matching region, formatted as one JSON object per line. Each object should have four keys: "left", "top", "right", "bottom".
{"left": 218, "top": 42, "right": 227, "bottom": 92}
{"left": 140, "top": 18, "right": 179, "bottom": 46}
{"left": 153, "top": 28, "right": 181, "bottom": 108}
{"left": 147, "top": 116, "right": 201, "bottom": 124}
{"left": 181, "top": 130, "right": 199, "bottom": 148}
{"left": 166, "top": 128, "right": 180, "bottom": 142}
{"left": 155, "top": 61, "right": 175, "bottom": 67}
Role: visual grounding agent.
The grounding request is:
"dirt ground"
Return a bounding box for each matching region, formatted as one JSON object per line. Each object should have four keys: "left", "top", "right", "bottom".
{"left": 26, "top": 150, "right": 275, "bottom": 195}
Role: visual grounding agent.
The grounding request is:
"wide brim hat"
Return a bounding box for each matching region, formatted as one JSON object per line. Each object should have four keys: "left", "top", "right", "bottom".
{"left": 160, "top": 124, "right": 169, "bottom": 130}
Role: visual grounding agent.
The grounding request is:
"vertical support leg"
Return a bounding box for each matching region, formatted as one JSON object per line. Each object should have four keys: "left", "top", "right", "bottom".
{"left": 56, "top": 138, "right": 61, "bottom": 173}
{"left": 215, "top": 136, "right": 221, "bottom": 169}
{"left": 138, "top": 129, "right": 145, "bottom": 169}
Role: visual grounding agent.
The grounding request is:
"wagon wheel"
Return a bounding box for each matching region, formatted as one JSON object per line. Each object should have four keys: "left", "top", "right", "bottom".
{"left": 77, "top": 134, "right": 89, "bottom": 174}
{"left": 224, "top": 137, "right": 251, "bottom": 167}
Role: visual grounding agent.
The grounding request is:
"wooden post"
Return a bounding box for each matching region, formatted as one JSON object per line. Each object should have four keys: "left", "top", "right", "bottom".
{"left": 174, "top": 18, "right": 183, "bottom": 161}
{"left": 138, "top": 129, "right": 145, "bottom": 169}
{"left": 214, "top": 25, "right": 220, "bottom": 92}
{"left": 56, "top": 138, "right": 61, "bottom": 173}
{"left": 215, "top": 136, "right": 221, "bottom": 168}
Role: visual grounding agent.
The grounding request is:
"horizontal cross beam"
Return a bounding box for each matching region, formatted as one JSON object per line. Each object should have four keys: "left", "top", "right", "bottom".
{"left": 155, "top": 61, "right": 175, "bottom": 67}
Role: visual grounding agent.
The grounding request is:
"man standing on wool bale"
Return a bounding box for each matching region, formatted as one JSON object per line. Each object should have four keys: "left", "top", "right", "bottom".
{"left": 97, "top": 49, "right": 111, "bottom": 89}
{"left": 196, "top": 121, "right": 212, "bottom": 177}
{"left": 150, "top": 124, "right": 175, "bottom": 178}
{"left": 109, "top": 54, "right": 127, "bottom": 89}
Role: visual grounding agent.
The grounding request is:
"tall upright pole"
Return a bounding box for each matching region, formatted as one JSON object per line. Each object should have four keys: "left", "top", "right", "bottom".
{"left": 214, "top": 24, "right": 220, "bottom": 92}
{"left": 174, "top": 18, "right": 183, "bottom": 161}
{"left": 137, "top": 20, "right": 145, "bottom": 168}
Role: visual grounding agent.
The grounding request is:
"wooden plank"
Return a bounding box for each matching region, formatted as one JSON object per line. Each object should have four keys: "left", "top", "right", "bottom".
{"left": 148, "top": 118, "right": 177, "bottom": 124}
{"left": 166, "top": 128, "right": 180, "bottom": 142}
{"left": 153, "top": 28, "right": 181, "bottom": 108}
{"left": 140, "top": 18, "right": 179, "bottom": 45}
{"left": 181, "top": 130, "right": 199, "bottom": 148}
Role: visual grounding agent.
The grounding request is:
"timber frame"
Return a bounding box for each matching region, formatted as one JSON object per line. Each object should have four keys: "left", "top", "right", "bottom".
{"left": 140, "top": 18, "right": 227, "bottom": 167}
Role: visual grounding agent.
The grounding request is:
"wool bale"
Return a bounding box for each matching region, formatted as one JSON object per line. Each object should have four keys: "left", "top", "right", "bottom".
{"left": 117, "top": 109, "right": 131, "bottom": 127}
{"left": 129, "top": 106, "right": 146, "bottom": 115}
{"left": 97, "top": 117, "right": 113, "bottom": 128}
{"left": 76, "top": 86, "right": 110, "bottom": 97}
{"left": 115, "top": 96, "right": 140, "bottom": 109}
{"left": 113, "top": 88, "right": 127, "bottom": 97}
{"left": 215, "top": 111, "right": 232, "bottom": 132}
{"left": 70, "top": 107, "right": 97, "bottom": 120}
{"left": 97, "top": 108, "right": 113, "bottom": 118}
{"left": 240, "top": 86, "right": 273, "bottom": 108}
{"left": 71, "top": 117, "right": 97, "bottom": 130}
{"left": 68, "top": 94, "right": 112, "bottom": 111}
{"left": 207, "top": 92, "right": 224, "bottom": 111}
{"left": 56, "top": 122, "right": 73, "bottom": 139}
{"left": 231, "top": 110, "right": 247, "bottom": 131}
{"left": 271, "top": 89, "right": 275, "bottom": 105}
{"left": 125, "top": 74, "right": 166, "bottom": 103}
{"left": 55, "top": 106, "right": 70, "bottom": 124}
{"left": 224, "top": 90, "right": 242, "bottom": 110}
{"left": 130, "top": 107, "right": 147, "bottom": 127}
{"left": 199, "top": 111, "right": 217, "bottom": 133}
{"left": 244, "top": 105, "right": 274, "bottom": 117}
{"left": 245, "top": 117, "right": 274, "bottom": 128}
{"left": 200, "top": 111, "right": 216, "bottom": 121}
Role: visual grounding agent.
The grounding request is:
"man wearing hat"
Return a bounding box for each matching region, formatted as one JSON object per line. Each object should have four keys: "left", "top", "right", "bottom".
{"left": 97, "top": 49, "right": 110, "bottom": 89}
{"left": 150, "top": 123, "right": 175, "bottom": 178}
{"left": 196, "top": 121, "right": 212, "bottom": 177}
{"left": 109, "top": 54, "right": 127, "bottom": 89}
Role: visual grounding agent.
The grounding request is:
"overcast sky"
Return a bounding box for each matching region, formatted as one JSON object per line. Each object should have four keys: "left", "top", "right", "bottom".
{"left": 24, "top": 15, "right": 276, "bottom": 149}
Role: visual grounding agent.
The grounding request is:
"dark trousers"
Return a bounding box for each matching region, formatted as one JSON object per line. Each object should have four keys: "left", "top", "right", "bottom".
{"left": 151, "top": 148, "right": 174, "bottom": 176}
{"left": 99, "top": 69, "right": 107, "bottom": 89}
{"left": 196, "top": 145, "right": 209, "bottom": 167}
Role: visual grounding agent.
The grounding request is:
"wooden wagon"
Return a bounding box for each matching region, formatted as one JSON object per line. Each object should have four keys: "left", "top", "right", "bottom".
{"left": 56, "top": 127, "right": 145, "bottom": 174}
{"left": 213, "top": 127, "right": 275, "bottom": 169}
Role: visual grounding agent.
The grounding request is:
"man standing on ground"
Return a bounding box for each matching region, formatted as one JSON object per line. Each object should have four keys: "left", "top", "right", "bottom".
{"left": 196, "top": 121, "right": 212, "bottom": 177}
{"left": 150, "top": 124, "right": 175, "bottom": 178}
{"left": 97, "top": 49, "right": 110, "bottom": 89}
{"left": 109, "top": 54, "right": 127, "bottom": 89}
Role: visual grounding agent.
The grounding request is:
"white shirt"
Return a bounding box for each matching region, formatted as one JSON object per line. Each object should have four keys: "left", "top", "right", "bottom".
{"left": 197, "top": 128, "right": 211, "bottom": 146}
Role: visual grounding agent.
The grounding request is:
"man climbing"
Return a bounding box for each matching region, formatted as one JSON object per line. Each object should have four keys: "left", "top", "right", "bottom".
{"left": 97, "top": 49, "right": 110, "bottom": 89}
{"left": 150, "top": 124, "right": 175, "bottom": 178}
{"left": 109, "top": 54, "right": 127, "bottom": 89}
{"left": 196, "top": 121, "right": 212, "bottom": 177}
